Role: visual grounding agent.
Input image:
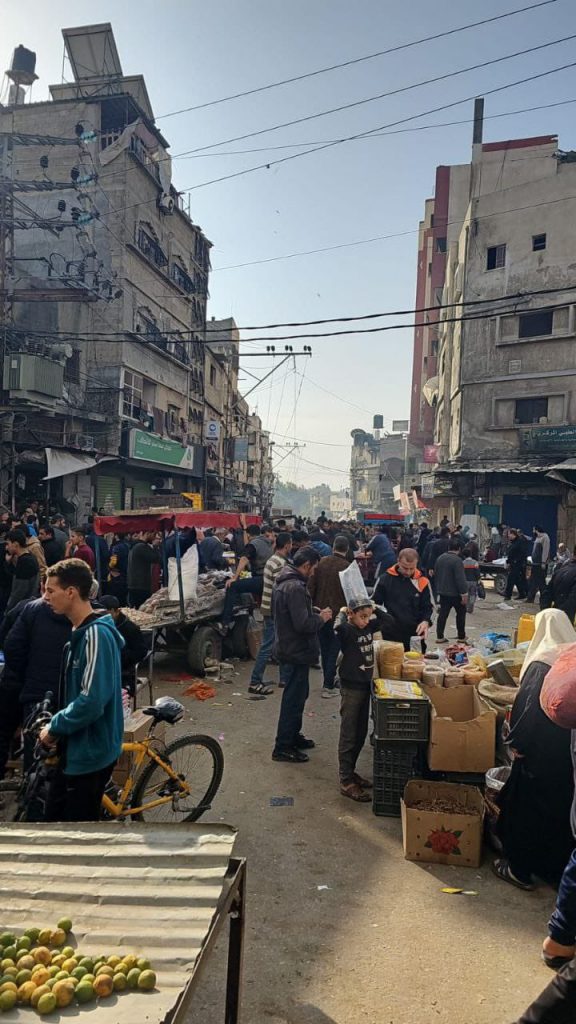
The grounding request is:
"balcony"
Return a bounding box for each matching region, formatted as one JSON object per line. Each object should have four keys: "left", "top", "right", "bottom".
{"left": 137, "top": 228, "right": 167, "bottom": 270}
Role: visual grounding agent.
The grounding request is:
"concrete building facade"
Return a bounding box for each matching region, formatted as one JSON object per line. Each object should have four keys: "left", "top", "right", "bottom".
{"left": 430, "top": 129, "right": 576, "bottom": 548}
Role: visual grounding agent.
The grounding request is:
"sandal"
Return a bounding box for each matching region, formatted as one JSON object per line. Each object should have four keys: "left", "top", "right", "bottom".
{"left": 340, "top": 782, "right": 371, "bottom": 803}
{"left": 491, "top": 858, "right": 535, "bottom": 891}
{"left": 248, "top": 683, "right": 274, "bottom": 696}
{"left": 352, "top": 773, "right": 373, "bottom": 789}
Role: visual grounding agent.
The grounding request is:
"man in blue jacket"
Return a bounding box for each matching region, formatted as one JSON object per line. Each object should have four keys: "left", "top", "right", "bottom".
{"left": 40, "top": 558, "right": 124, "bottom": 822}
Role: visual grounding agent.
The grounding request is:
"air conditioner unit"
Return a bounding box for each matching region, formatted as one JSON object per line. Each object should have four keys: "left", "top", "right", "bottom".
{"left": 158, "top": 193, "right": 175, "bottom": 215}
{"left": 4, "top": 354, "right": 64, "bottom": 401}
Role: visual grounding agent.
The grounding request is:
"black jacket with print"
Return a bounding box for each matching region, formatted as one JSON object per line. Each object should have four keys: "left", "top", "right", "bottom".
{"left": 334, "top": 606, "right": 389, "bottom": 690}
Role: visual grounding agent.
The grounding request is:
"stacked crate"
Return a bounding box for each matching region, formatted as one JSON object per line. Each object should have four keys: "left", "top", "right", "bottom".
{"left": 371, "top": 680, "right": 430, "bottom": 816}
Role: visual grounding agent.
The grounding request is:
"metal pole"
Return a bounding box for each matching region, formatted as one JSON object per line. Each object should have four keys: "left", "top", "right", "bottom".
{"left": 173, "top": 526, "right": 185, "bottom": 621}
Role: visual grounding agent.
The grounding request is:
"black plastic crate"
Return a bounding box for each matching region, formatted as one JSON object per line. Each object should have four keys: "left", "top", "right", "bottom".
{"left": 372, "top": 741, "right": 424, "bottom": 817}
{"left": 371, "top": 692, "right": 430, "bottom": 743}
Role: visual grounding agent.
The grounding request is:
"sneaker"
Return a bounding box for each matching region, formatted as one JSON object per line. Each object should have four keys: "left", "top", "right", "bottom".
{"left": 321, "top": 688, "right": 339, "bottom": 699}
{"left": 294, "top": 735, "right": 315, "bottom": 749}
{"left": 436, "top": 637, "right": 448, "bottom": 644}
{"left": 272, "top": 748, "right": 309, "bottom": 763}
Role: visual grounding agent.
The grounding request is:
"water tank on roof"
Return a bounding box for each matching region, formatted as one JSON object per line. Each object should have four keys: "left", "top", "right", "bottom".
{"left": 7, "top": 45, "right": 37, "bottom": 86}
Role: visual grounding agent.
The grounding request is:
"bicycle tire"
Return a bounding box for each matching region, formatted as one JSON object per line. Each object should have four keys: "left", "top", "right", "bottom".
{"left": 130, "top": 734, "right": 224, "bottom": 823}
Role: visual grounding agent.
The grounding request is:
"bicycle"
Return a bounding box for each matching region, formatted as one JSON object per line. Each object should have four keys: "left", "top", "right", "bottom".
{"left": 15, "top": 695, "right": 224, "bottom": 825}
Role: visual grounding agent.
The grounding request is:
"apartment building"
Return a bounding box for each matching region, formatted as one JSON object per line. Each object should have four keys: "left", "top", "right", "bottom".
{"left": 429, "top": 123, "right": 576, "bottom": 548}
{"left": 1, "top": 24, "right": 210, "bottom": 518}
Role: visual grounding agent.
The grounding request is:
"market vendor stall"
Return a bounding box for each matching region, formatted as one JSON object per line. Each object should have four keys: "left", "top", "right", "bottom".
{"left": 0, "top": 821, "right": 245, "bottom": 1023}
{"left": 94, "top": 510, "right": 261, "bottom": 692}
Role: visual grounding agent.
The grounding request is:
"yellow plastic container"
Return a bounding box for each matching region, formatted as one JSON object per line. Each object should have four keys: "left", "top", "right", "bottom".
{"left": 517, "top": 614, "right": 536, "bottom": 644}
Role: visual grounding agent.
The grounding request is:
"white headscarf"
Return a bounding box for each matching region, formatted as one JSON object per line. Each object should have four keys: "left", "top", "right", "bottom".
{"left": 519, "top": 608, "right": 576, "bottom": 681}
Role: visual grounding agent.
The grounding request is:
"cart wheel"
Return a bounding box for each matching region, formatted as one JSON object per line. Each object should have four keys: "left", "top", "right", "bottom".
{"left": 187, "top": 626, "right": 222, "bottom": 675}
{"left": 495, "top": 574, "right": 507, "bottom": 596}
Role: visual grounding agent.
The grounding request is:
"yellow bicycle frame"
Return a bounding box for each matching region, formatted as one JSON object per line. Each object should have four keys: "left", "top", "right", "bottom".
{"left": 101, "top": 739, "right": 192, "bottom": 818}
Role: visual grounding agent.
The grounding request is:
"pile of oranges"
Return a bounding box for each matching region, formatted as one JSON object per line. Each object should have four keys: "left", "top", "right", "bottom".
{"left": 0, "top": 920, "right": 157, "bottom": 1016}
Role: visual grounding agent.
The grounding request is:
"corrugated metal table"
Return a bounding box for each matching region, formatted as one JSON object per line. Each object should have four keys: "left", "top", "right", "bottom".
{"left": 0, "top": 821, "right": 245, "bottom": 1024}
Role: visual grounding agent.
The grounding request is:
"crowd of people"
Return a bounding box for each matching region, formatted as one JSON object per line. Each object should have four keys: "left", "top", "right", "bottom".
{"left": 3, "top": 502, "right": 576, "bottom": 1019}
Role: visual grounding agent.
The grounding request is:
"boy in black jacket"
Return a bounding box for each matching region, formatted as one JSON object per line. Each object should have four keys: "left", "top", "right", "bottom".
{"left": 335, "top": 597, "right": 389, "bottom": 802}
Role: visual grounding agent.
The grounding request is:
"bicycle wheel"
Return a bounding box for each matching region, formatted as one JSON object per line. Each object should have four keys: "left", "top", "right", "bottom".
{"left": 130, "top": 734, "right": 224, "bottom": 823}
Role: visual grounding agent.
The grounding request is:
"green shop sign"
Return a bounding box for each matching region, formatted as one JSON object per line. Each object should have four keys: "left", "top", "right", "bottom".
{"left": 520, "top": 425, "right": 576, "bottom": 452}
{"left": 129, "top": 429, "right": 203, "bottom": 473}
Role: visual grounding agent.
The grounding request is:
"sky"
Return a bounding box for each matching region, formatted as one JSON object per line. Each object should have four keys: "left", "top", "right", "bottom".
{"left": 2, "top": 0, "right": 576, "bottom": 488}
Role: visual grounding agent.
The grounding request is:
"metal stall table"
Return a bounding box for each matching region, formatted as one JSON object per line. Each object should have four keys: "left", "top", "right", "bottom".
{"left": 0, "top": 821, "right": 245, "bottom": 1024}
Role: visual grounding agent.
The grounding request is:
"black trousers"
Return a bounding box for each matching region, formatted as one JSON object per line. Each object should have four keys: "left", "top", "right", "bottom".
{"left": 274, "top": 663, "right": 310, "bottom": 751}
{"left": 45, "top": 761, "right": 116, "bottom": 822}
{"left": 514, "top": 960, "right": 576, "bottom": 1023}
{"left": 527, "top": 565, "right": 547, "bottom": 602}
{"left": 436, "top": 595, "right": 466, "bottom": 640}
{"left": 505, "top": 563, "right": 527, "bottom": 600}
{"left": 128, "top": 589, "right": 151, "bottom": 609}
{"left": 338, "top": 686, "right": 370, "bottom": 783}
{"left": 0, "top": 689, "right": 21, "bottom": 780}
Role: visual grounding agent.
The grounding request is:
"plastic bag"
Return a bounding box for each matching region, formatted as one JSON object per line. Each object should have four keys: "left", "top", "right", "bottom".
{"left": 338, "top": 560, "right": 369, "bottom": 607}
{"left": 540, "top": 644, "right": 576, "bottom": 727}
{"left": 485, "top": 766, "right": 511, "bottom": 794}
{"left": 168, "top": 544, "right": 198, "bottom": 603}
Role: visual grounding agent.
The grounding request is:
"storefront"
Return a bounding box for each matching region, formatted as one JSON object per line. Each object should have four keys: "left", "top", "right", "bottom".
{"left": 112, "top": 428, "right": 205, "bottom": 512}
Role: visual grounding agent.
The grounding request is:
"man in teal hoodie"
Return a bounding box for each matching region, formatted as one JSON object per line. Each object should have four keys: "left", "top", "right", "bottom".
{"left": 40, "top": 558, "right": 124, "bottom": 822}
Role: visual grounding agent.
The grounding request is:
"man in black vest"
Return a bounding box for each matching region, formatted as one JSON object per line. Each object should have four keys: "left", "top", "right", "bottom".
{"left": 220, "top": 524, "right": 274, "bottom": 628}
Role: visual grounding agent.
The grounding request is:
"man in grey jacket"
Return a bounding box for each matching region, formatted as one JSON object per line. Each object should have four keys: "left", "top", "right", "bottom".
{"left": 434, "top": 540, "right": 469, "bottom": 643}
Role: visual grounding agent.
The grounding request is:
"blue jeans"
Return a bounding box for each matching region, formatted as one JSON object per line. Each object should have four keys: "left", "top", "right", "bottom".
{"left": 274, "top": 663, "right": 310, "bottom": 751}
{"left": 318, "top": 621, "right": 340, "bottom": 689}
{"left": 549, "top": 847, "right": 576, "bottom": 946}
{"left": 221, "top": 576, "right": 264, "bottom": 625}
{"left": 250, "top": 618, "right": 289, "bottom": 685}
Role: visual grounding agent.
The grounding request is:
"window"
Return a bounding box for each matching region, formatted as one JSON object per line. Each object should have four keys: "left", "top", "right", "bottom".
{"left": 431, "top": 338, "right": 439, "bottom": 357}
{"left": 435, "top": 237, "right": 447, "bottom": 253}
{"left": 427, "top": 262, "right": 432, "bottom": 276}
{"left": 532, "top": 233, "right": 546, "bottom": 252}
{"left": 64, "top": 349, "right": 80, "bottom": 384}
{"left": 486, "top": 244, "right": 506, "bottom": 270}
{"left": 514, "top": 397, "right": 548, "bottom": 424}
{"left": 123, "top": 370, "right": 143, "bottom": 418}
{"left": 210, "top": 364, "right": 217, "bottom": 387}
{"left": 167, "top": 405, "right": 180, "bottom": 434}
{"left": 518, "top": 309, "right": 553, "bottom": 338}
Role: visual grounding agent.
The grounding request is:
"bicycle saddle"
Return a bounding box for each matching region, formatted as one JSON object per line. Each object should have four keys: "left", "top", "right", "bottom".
{"left": 142, "top": 696, "right": 185, "bottom": 724}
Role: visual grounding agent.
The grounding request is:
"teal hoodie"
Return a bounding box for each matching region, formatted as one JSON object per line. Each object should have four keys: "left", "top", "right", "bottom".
{"left": 50, "top": 613, "right": 124, "bottom": 776}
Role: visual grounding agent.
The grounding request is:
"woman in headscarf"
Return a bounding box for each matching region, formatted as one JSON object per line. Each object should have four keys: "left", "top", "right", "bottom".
{"left": 493, "top": 608, "right": 576, "bottom": 891}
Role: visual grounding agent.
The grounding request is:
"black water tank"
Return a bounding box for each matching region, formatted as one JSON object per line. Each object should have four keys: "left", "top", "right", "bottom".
{"left": 10, "top": 45, "right": 36, "bottom": 79}
{"left": 373, "top": 414, "right": 384, "bottom": 430}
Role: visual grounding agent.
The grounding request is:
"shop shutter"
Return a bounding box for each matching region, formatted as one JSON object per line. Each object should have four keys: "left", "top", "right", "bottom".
{"left": 96, "top": 475, "right": 123, "bottom": 514}
{"left": 132, "top": 479, "right": 152, "bottom": 510}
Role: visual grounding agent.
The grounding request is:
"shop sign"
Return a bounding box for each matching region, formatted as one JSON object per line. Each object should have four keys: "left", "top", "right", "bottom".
{"left": 423, "top": 444, "right": 440, "bottom": 464}
{"left": 421, "top": 474, "right": 435, "bottom": 499}
{"left": 204, "top": 419, "right": 220, "bottom": 443}
{"left": 129, "top": 429, "right": 203, "bottom": 473}
{"left": 519, "top": 425, "right": 576, "bottom": 452}
{"left": 233, "top": 437, "right": 249, "bottom": 463}
{"left": 392, "top": 419, "right": 409, "bottom": 433}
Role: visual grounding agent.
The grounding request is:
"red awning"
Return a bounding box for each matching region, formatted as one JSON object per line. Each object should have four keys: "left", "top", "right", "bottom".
{"left": 94, "top": 510, "right": 262, "bottom": 535}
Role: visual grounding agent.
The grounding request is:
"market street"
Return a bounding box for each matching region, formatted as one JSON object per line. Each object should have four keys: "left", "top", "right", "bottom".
{"left": 138, "top": 591, "right": 552, "bottom": 1024}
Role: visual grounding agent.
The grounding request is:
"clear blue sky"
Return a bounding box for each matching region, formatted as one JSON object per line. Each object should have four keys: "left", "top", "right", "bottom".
{"left": 3, "top": 0, "right": 576, "bottom": 487}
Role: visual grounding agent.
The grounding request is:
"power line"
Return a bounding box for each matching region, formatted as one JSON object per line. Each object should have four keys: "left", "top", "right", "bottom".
{"left": 9, "top": 282, "right": 576, "bottom": 340}
{"left": 95, "top": 61, "right": 576, "bottom": 219}
{"left": 175, "top": 34, "right": 576, "bottom": 157}
{"left": 156, "top": 0, "right": 560, "bottom": 121}
{"left": 170, "top": 60, "right": 576, "bottom": 196}
{"left": 174, "top": 97, "right": 576, "bottom": 159}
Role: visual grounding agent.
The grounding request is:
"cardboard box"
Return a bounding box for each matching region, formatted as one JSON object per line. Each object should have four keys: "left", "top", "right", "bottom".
{"left": 401, "top": 779, "right": 484, "bottom": 867}
{"left": 112, "top": 709, "right": 165, "bottom": 786}
{"left": 422, "top": 683, "right": 496, "bottom": 773}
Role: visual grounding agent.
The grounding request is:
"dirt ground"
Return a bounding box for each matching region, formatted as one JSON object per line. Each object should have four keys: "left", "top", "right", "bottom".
{"left": 148, "top": 590, "right": 554, "bottom": 1024}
